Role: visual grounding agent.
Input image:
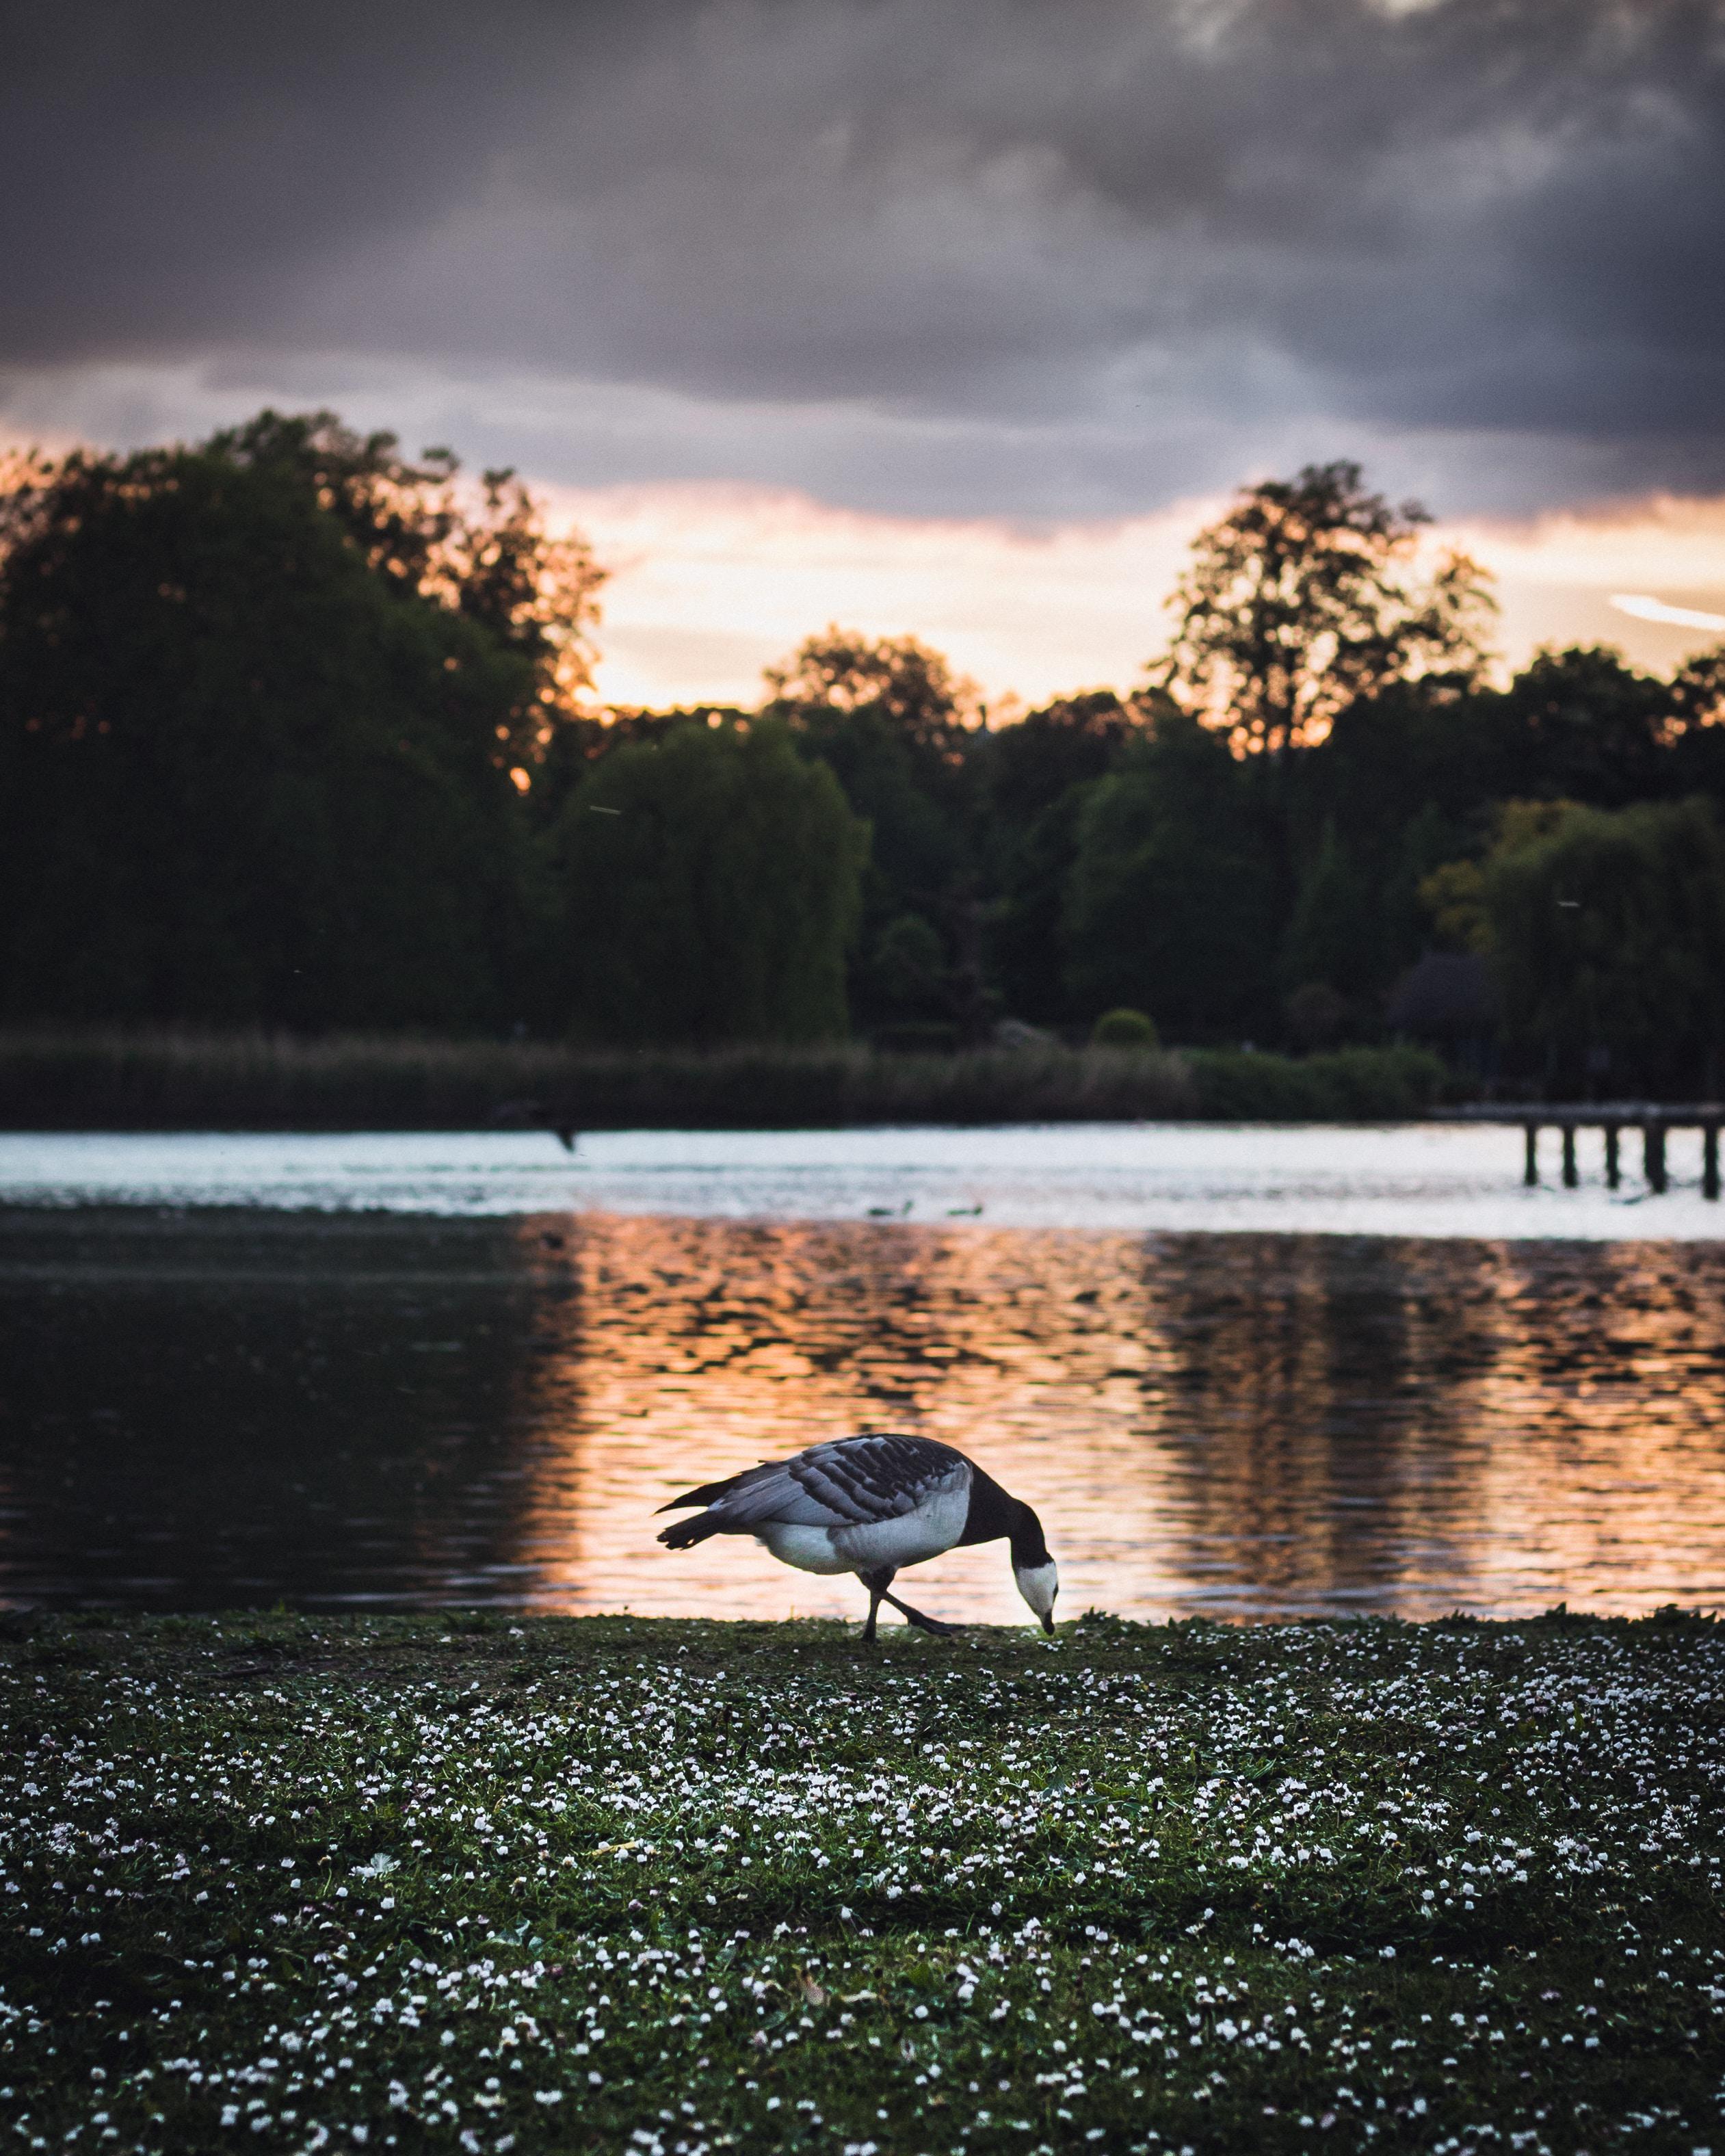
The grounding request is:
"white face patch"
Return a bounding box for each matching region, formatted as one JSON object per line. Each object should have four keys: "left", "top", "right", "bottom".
{"left": 1014, "top": 1558, "right": 1059, "bottom": 1623}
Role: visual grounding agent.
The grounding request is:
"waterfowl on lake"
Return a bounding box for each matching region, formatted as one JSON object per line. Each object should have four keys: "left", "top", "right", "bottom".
{"left": 486, "top": 1099, "right": 579, "bottom": 1152}
{"left": 656, "top": 1432, "right": 1058, "bottom": 1639}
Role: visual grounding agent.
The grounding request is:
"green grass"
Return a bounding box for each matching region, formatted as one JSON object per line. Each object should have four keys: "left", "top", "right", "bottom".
{"left": 3, "top": 1613, "right": 1720, "bottom": 2155}
{"left": 0, "top": 1027, "right": 1466, "bottom": 1130}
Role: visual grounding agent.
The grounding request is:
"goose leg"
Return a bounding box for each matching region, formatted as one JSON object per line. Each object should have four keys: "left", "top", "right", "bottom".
{"left": 859, "top": 1566, "right": 895, "bottom": 1643}
{"left": 883, "top": 1590, "right": 962, "bottom": 1638}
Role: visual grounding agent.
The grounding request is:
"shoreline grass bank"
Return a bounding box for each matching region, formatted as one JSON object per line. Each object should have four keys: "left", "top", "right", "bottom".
{"left": 3, "top": 1610, "right": 1719, "bottom": 2154}
{"left": 0, "top": 1028, "right": 1460, "bottom": 1131}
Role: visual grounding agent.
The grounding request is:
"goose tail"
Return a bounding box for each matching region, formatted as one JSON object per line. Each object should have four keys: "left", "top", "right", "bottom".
{"left": 656, "top": 1471, "right": 744, "bottom": 1516}
{"left": 657, "top": 1509, "right": 727, "bottom": 1551}
{"left": 657, "top": 1469, "right": 750, "bottom": 1549}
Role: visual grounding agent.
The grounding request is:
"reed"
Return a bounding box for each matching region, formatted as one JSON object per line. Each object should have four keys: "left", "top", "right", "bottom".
{"left": 0, "top": 1026, "right": 1460, "bottom": 1129}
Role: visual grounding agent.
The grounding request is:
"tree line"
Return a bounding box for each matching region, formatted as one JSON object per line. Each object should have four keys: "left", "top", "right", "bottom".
{"left": 2, "top": 414, "right": 1722, "bottom": 1094}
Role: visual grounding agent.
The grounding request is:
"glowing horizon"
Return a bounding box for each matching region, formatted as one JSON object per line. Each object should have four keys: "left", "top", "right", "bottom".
{"left": 561, "top": 482, "right": 1725, "bottom": 715}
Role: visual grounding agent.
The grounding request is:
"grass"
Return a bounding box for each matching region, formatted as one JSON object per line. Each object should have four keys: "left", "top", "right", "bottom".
{"left": 0, "top": 1027, "right": 1462, "bottom": 1130}
{"left": 3, "top": 1611, "right": 1720, "bottom": 2155}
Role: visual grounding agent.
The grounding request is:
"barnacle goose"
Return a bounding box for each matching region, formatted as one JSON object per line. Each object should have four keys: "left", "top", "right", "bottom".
{"left": 657, "top": 1432, "right": 1058, "bottom": 1638}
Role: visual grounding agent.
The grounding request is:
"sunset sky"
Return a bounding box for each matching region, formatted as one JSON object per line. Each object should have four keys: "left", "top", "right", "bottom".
{"left": 5, "top": 0, "right": 1724, "bottom": 709}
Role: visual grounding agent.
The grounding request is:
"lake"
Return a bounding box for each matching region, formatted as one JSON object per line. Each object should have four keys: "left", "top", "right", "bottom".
{"left": 2, "top": 1123, "right": 1723, "bottom": 1623}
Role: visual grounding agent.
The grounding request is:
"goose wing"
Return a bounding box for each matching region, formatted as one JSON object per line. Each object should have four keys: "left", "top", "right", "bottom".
{"left": 659, "top": 1434, "right": 969, "bottom": 1533}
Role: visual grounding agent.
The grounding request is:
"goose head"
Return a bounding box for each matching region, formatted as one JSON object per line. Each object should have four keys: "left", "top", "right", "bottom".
{"left": 1010, "top": 1503, "right": 1058, "bottom": 1633}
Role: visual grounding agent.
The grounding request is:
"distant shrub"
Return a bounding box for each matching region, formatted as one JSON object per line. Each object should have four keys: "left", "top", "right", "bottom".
{"left": 1185, "top": 1042, "right": 1461, "bottom": 1120}
{"left": 1090, "top": 1008, "right": 1160, "bottom": 1049}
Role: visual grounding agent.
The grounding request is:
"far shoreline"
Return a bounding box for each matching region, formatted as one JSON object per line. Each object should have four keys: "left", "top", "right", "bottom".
{"left": 0, "top": 1025, "right": 1468, "bottom": 1131}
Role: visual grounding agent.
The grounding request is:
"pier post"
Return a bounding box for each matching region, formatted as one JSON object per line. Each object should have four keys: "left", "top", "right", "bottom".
{"left": 1605, "top": 1124, "right": 1620, "bottom": 1188}
{"left": 1644, "top": 1120, "right": 1668, "bottom": 1194}
{"left": 1562, "top": 1125, "right": 1578, "bottom": 1187}
{"left": 1523, "top": 1123, "right": 1538, "bottom": 1185}
{"left": 1706, "top": 1123, "right": 1720, "bottom": 1201}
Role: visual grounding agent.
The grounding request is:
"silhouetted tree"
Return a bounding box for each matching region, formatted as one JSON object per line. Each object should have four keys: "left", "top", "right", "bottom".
{"left": 0, "top": 428, "right": 597, "bottom": 1029}
{"left": 1155, "top": 461, "right": 1494, "bottom": 758}
{"left": 1280, "top": 817, "right": 1378, "bottom": 1021}
{"left": 1492, "top": 645, "right": 1676, "bottom": 806}
{"left": 1063, "top": 711, "right": 1278, "bottom": 1042}
{"left": 1482, "top": 798, "right": 1725, "bottom": 1094}
{"left": 197, "top": 410, "right": 605, "bottom": 764}
{"left": 762, "top": 628, "right": 982, "bottom": 1026}
{"left": 982, "top": 691, "right": 1145, "bottom": 1024}
{"left": 549, "top": 721, "right": 867, "bottom": 1045}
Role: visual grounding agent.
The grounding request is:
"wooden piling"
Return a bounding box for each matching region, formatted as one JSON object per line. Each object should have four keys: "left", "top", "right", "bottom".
{"left": 1451, "top": 1103, "right": 1725, "bottom": 1200}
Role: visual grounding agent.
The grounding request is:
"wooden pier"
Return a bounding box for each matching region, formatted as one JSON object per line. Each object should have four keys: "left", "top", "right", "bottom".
{"left": 1448, "top": 1104, "right": 1724, "bottom": 1197}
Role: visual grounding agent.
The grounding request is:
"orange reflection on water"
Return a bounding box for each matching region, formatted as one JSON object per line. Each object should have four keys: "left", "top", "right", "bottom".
{"left": 504, "top": 1215, "right": 1725, "bottom": 1623}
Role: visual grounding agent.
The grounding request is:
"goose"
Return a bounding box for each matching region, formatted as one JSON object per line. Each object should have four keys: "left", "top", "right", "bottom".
{"left": 656, "top": 1432, "right": 1058, "bottom": 1639}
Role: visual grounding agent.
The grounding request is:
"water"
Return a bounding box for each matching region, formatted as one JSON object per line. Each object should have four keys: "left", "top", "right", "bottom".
{"left": 3, "top": 1125, "right": 1724, "bottom": 1622}
{"left": 2, "top": 1120, "right": 1724, "bottom": 1235}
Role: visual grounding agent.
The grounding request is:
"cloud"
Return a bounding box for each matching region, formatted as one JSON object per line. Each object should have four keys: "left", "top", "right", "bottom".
{"left": 1611, "top": 594, "right": 1725, "bottom": 633}
{"left": 1, "top": 0, "right": 1722, "bottom": 519}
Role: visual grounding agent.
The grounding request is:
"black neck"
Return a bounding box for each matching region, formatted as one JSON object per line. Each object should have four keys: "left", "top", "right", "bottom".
{"left": 960, "top": 1473, "right": 1048, "bottom": 1565}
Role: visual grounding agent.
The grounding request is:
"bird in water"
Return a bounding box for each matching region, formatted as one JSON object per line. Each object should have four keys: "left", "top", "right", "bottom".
{"left": 656, "top": 1432, "right": 1058, "bottom": 1639}
{"left": 486, "top": 1099, "right": 578, "bottom": 1152}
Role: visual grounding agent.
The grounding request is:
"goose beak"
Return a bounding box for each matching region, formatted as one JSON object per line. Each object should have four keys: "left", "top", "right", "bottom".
{"left": 1040, "top": 1612, "right": 1055, "bottom": 1635}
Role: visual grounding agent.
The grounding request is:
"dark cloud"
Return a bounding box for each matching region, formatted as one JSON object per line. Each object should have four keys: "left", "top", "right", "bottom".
{"left": 2, "top": 0, "right": 1722, "bottom": 515}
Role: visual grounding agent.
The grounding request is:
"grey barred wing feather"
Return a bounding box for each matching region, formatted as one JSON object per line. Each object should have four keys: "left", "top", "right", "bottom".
{"left": 657, "top": 1434, "right": 968, "bottom": 1549}
{"left": 672, "top": 1458, "right": 843, "bottom": 1531}
{"left": 790, "top": 1434, "right": 967, "bottom": 1522}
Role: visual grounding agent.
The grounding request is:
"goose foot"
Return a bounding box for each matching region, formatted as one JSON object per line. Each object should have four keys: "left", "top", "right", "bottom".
{"left": 884, "top": 1591, "right": 961, "bottom": 1637}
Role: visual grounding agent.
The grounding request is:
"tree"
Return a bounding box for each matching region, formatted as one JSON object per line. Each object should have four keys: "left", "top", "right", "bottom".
{"left": 0, "top": 426, "right": 584, "bottom": 1030}
{"left": 1480, "top": 798, "right": 1725, "bottom": 1095}
{"left": 549, "top": 721, "right": 867, "bottom": 1046}
{"left": 1062, "top": 710, "right": 1278, "bottom": 1042}
{"left": 763, "top": 628, "right": 980, "bottom": 754}
{"left": 761, "top": 628, "right": 983, "bottom": 1028}
{"left": 1670, "top": 645, "right": 1725, "bottom": 808}
{"left": 981, "top": 692, "right": 1144, "bottom": 1024}
{"left": 1492, "top": 645, "right": 1676, "bottom": 806}
{"left": 978, "top": 690, "right": 1139, "bottom": 839}
{"left": 1280, "top": 817, "right": 1378, "bottom": 1025}
{"left": 196, "top": 410, "right": 606, "bottom": 771}
{"left": 1155, "top": 460, "right": 1494, "bottom": 757}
